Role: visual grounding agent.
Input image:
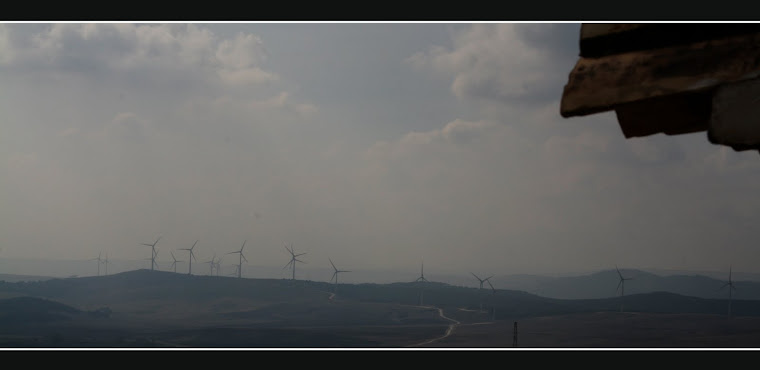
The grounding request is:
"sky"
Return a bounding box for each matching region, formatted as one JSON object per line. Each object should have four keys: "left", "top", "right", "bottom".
{"left": 1, "top": 22, "right": 760, "bottom": 282}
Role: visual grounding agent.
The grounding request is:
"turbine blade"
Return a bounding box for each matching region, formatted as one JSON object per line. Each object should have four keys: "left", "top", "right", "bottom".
{"left": 617, "top": 280, "right": 622, "bottom": 291}
{"left": 242, "top": 254, "right": 248, "bottom": 262}
{"left": 616, "top": 265, "right": 623, "bottom": 279}
{"left": 329, "top": 258, "right": 337, "bottom": 270}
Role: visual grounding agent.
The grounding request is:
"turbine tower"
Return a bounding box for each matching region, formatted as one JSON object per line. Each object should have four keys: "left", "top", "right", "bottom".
{"left": 226, "top": 240, "right": 248, "bottom": 278}
{"left": 721, "top": 265, "right": 737, "bottom": 318}
{"left": 329, "top": 258, "right": 351, "bottom": 285}
{"left": 205, "top": 253, "right": 217, "bottom": 276}
{"left": 89, "top": 252, "right": 103, "bottom": 276}
{"left": 152, "top": 248, "right": 160, "bottom": 270}
{"left": 283, "top": 242, "right": 306, "bottom": 280}
{"left": 471, "top": 272, "right": 493, "bottom": 290}
{"left": 415, "top": 261, "right": 428, "bottom": 282}
{"left": 414, "top": 260, "right": 428, "bottom": 306}
{"left": 101, "top": 253, "right": 110, "bottom": 276}
{"left": 229, "top": 264, "right": 241, "bottom": 277}
{"left": 170, "top": 251, "right": 183, "bottom": 273}
{"left": 179, "top": 240, "right": 198, "bottom": 275}
{"left": 487, "top": 279, "right": 497, "bottom": 320}
{"left": 140, "top": 237, "right": 161, "bottom": 271}
{"left": 214, "top": 255, "right": 222, "bottom": 276}
{"left": 616, "top": 265, "right": 633, "bottom": 312}
{"left": 471, "top": 272, "right": 493, "bottom": 311}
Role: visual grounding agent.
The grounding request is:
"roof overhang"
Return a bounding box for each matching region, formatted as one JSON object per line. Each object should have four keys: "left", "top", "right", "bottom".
{"left": 560, "top": 24, "right": 760, "bottom": 152}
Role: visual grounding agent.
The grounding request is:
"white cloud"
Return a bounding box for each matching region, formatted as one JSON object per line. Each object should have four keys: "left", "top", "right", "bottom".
{"left": 406, "top": 24, "right": 576, "bottom": 104}
{"left": 1, "top": 24, "right": 278, "bottom": 89}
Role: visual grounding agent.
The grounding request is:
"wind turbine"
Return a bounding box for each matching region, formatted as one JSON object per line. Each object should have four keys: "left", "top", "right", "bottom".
{"left": 140, "top": 237, "right": 161, "bottom": 271}
{"left": 283, "top": 242, "right": 306, "bottom": 280}
{"left": 329, "top": 258, "right": 351, "bottom": 285}
{"left": 170, "top": 251, "right": 183, "bottom": 273}
{"left": 487, "top": 279, "right": 496, "bottom": 320}
{"left": 721, "top": 265, "right": 737, "bottom": 318}
{"left": 179, "top": 240, "right": 198, "bottom": 275}
{"left": 227, "top": 240, "right": 248, "bottom": 278}
{"left": 414, "top": 260, "right": 428, "bottom": 306}
{"left": 616, "top": 265, "right": 633, "bottom": 312}
{"left": 214, "top": 255, "right": 222, "bottom": 276}
{"left": 471, "top": 272, "right": 493, "bottom": 290}
{"left": 415, "top": 261, "right": 428, "bottom": 282}
{"left": 471, "top": 272, "right": 493, "bottom": 312}
{"left": 205, "top": 253, "right": 217, "bottom": 276}
{"left": 229, "top": 264, "right": 241, "bottom": 277}
{"left": 101, "top": 253, "right": 110, "bottom": 276}
{"left": 89, "top": 252, "right": 103, "bottom": 276}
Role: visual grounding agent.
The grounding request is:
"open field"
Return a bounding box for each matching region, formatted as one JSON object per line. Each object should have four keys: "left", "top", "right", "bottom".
{"left": 2, "top": 270, "right": 760, "bottom": 348}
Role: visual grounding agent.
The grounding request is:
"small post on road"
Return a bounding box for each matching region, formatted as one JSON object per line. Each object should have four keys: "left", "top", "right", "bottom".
{"left": 513, "top": 321, "right": 518, "bottom": 347}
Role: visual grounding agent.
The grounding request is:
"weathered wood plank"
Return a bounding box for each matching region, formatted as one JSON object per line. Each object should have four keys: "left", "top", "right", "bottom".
{"left": 560, "top": 32, "right": 760, "bottom": 118}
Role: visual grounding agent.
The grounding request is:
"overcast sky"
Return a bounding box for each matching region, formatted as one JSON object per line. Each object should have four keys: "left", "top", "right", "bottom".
{"left": 2, "top": 22, "right": 759, "bottom": 280}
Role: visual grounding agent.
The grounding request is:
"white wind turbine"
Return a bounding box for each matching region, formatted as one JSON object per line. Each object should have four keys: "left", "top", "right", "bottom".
{"left": 140, "top": 237, "right": 161, "bottom": 271}
{"left": 170, "top": 251, "right": 183, "bottom": 273}
{"left": 89, "top": 252, "right": 103, "bottom": 276}
{"left": 616, "top": 265, "right": 633, "bottom": 312}
{"left": 283, "top": 242, "right": 306, "bottom": 280}
{"left": 227, "top": 241, "right": 248, "bottom": 278}
{"left": 329, "top": 258, "right": 351, "bottom": 285}
{"left": 179, "top": 240, "right": 198, "bottom": 275}
{"left": 721, "top": 265, "right": 738, "bottom": 318}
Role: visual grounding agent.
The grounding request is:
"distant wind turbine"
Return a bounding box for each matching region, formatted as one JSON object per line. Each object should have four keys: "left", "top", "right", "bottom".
{"left": 616, "top": 265, "right": 633, "bottom": 312}
{"left": 89, "top": 252, "right": 103, "bottom": 276}
{"left": 471, "top": 272, "right": 493, "bottom": 311}
{"left": 721, "top": 265, "right": 737, "bottom": 318}
{"left": 229, "top": 264, "right": 241, "bottom": 277}
{"left": 170, "top": 251, "right": 183, "bottom": 273}
{"left": 205, "top": 253, "right": 217, "bottom": 276}
{"left": 214, "top": 255, "right": 222, "bottom": 276}
{"left": 101, "top": 253, "right": 110, "bottom": 276}
{"left": 283, "top": 242, "right": 306, "bottom": 280}
{"left": 414, "top": 260, "right": 428, "bottom": 306}
{"left": 487, "top": 279, "right": 496, "bottom": 320}
{"left": 415, "top": 261, "right": 428, "bottom": 283}
{"left": 329, "top": 258, "right": 351, "bottom": 285}
{"left": 471, "top": 272, "right": 493, "bottom": 290}
{"left": 227, "top": 240, "right": 248, "bottom": 278}
{"left": 140, "top": 237, "right": 161, "bottom": 271}
{"left": 179, "top": 240, "right": 198, "bottom": 275}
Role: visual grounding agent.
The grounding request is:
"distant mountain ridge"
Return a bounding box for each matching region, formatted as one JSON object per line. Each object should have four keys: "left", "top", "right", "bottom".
{"left": 491, "top": 269, "right": 760, "bottom": 300}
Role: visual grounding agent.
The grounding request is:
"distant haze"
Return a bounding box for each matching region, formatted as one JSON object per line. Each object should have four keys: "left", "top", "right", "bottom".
{"left": 2, "top": 23, "right": 759, "bottom": 282}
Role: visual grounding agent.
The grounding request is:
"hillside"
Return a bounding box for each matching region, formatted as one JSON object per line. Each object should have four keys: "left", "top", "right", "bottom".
{"left": 493, "top": 269, "right": 760, "bottom": 300}
{"left": 1, "top": 269, "right": 760, "bottom": 348}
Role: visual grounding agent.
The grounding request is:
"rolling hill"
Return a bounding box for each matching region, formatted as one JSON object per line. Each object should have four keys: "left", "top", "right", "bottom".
{"left": 1, "top": 269, "right": 760, "bottom": 348}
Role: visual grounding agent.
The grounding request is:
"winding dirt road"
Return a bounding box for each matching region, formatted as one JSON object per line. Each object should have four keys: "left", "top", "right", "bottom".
{"left": 407, "top": 307, "right": 461, "bottom": 347}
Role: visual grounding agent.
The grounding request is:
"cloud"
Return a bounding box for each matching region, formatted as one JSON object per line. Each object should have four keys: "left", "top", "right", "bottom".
{"left": 0, "top": 24, "right": 278, "bottom": 89}
{"left": 406, "top": 23, "right": 581, "bottom": 105}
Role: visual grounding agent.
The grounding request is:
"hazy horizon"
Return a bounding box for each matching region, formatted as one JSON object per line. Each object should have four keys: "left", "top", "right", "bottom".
{"left": 2, "top": 23, "right": 759, "bottom": 284}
